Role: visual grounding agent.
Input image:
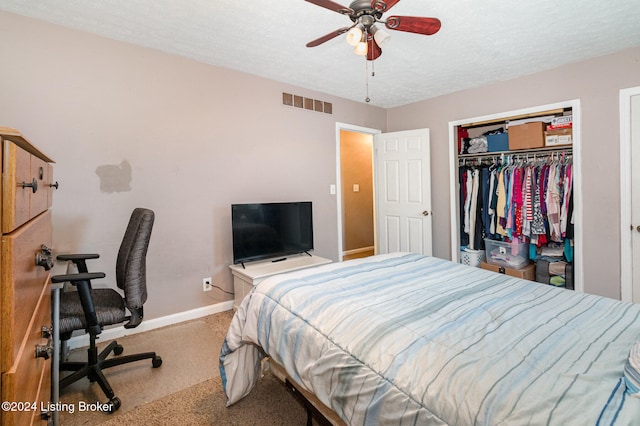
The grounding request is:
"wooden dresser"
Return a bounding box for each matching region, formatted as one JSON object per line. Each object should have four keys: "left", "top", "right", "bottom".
{"left": 1, "top": 128, "right": 55, "bottom": 426}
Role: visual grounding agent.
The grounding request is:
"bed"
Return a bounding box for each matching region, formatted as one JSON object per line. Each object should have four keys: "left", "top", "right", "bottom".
{"left": 219, "top": 253, "right": 640, "bottom": 425}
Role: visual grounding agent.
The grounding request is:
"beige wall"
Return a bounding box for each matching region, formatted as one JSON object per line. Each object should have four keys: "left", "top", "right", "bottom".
{"left": 387, "top": 47, "right": 640, "bottom": 299}
{"left": 2, "top": 10, "right": 639, "bottom": 315}
{"left": 340, "top": 130, "right": 374, "bottom": 252}
{"left": 0, "top": 11, "right": 387, "bottom": 319}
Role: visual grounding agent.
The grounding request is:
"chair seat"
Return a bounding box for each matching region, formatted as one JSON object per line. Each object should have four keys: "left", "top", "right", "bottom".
{"left": 60, "top": 288, "right": 126, "bottom": 335}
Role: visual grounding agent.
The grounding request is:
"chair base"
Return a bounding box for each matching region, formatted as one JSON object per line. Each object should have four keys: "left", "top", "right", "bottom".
{"left": 60, "top": 338, "right": 162, "bottom": 412}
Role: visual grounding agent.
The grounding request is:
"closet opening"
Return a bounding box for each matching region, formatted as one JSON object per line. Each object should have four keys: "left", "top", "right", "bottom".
{"left": 448, "top": 100, "right": 582, "bottom": 292}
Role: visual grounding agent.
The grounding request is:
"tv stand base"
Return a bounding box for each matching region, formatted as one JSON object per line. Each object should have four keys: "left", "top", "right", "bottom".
{"left": 229, "top": 254, "right": 332, "bottom": 309}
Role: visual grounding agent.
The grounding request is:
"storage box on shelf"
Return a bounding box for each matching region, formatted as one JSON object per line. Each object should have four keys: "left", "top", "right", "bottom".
{"left": 508, "top": 122, "right": 545, "bottom": 150}
{"left": 484, "top": 238, "right": 529, "bottom": 269}
{"left": 549, "top": 115, "right": 573, "bottom": 129}
{"left": 480, "top": 262, "right": 536, "bottom": 281}
{"left": 545, "top": 128, "right": 572, "bottom": 146}
{"left": 486, "top": 132, "right": 509, "bottom": 152}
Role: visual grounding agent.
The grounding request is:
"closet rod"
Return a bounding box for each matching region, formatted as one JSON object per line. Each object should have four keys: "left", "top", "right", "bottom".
{"left": 458, "top": 146, "right": 572, "bottom": 160}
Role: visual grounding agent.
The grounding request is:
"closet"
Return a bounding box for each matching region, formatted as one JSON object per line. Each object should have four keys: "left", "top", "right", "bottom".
{"left": 448, "top": 100, "right": 582, "bottom": 291}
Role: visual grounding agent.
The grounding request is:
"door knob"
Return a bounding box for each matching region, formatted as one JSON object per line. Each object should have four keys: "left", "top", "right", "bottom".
{"left": 422, "top": 210, "right": 430, "bottom": 216}
{"left": 637, "top": 225, "right": 640, "bottom": 233}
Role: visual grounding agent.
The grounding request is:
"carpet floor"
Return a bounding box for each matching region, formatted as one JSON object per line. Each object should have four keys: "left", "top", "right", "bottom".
{"left": 56, "top": 310, "right": 319, "bottom": 425}
{"left": 99, "top": 372, "right": 311, "bottom": 426}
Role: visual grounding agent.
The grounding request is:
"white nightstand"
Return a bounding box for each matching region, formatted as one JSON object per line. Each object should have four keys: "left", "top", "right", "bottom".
{"left": 229, "top": 254, "right": 332, "bottom": 309}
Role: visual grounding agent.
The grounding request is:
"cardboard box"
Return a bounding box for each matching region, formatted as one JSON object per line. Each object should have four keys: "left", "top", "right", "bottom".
{"left": 545, "top": 128, "right": 572, "bottom": 146}
{"left": 550, "top": 115, "right": 572, "bottom": 129}
{"left": 508, "top": 122, "right": 545, "bottom": 150}
{"left": 480, "top": 262, "right": 536, "bottom": 281}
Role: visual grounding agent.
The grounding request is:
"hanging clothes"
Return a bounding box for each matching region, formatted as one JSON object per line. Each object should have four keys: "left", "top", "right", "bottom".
{"left": 458, "top": 152, "right": 573, "bottom": 258}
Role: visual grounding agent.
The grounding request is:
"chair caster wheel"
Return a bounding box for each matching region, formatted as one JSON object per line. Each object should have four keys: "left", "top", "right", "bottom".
{"left": 108, "top": 397, "right": 121, "bottom": 413}
{"left": 152, "top": 356, "right": 162, "bottom": 368}
{"left": 114, "top": 344, "right": 124, "bottom": 356}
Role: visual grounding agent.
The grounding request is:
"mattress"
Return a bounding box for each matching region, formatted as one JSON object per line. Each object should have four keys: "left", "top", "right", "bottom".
{"left": 220, "top": 253, "right": 640, "bottom": 425}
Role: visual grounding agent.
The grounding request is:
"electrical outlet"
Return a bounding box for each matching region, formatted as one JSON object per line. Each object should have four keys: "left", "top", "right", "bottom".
{"left": 202, "top": 277, "right": 212, "bottom": 292}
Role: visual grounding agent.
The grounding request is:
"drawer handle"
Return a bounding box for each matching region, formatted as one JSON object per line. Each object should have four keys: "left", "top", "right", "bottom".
{"left": 41, "top": 326, "right": 52, "bottom": 339}
{"left": 49, "top": 181, "right": 59, "bottom": 189}
{"left": 35, "top": 344, "right": 53, "bottom": 360}
{"left": 21, "top": 178, "right": 38, "bottom": 193}
{"left": 35, "top": 245, "right": 54, "bottom": 271}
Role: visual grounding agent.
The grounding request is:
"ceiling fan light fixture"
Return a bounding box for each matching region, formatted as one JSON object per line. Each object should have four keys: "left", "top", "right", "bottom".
{"left": 354, "top": 40, "right": 368, "bottom": 56}
{"left": 345, "top": 24, "right": 365, "bottom": 46}
{"left": 305, "top": 0, "right": 442, "bottom": 61}
{"left": 371, "top": 25, "right": 391, "bottom": 47}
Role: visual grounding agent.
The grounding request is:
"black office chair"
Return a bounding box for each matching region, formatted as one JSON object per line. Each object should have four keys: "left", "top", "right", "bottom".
{"left": 51, "top": 208, "right": 162, "bottom": 412}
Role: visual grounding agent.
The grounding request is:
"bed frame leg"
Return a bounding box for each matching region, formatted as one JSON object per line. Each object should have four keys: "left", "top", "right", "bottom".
{"left": 284, "top": 378, "right": 332, "bottom": 426}
{"left": 306, "top": 407, "right": 313, "bottom": 426}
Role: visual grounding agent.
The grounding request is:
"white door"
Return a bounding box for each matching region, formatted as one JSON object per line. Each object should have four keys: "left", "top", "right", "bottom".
{"left": 374, "top": 129, "right": 433, "bottom": 256}
{"left": 631, "top": 93, "right": 640, "bottom": 302}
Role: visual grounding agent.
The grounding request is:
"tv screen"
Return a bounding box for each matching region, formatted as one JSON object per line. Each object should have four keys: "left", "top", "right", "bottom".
{"left": 231, "top": 202, "right": 313, "bottom": 265}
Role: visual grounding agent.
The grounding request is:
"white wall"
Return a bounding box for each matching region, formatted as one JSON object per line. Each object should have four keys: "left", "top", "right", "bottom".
{"left": 387, "top": 46, "right": 640, "bottom": 299}
{"left": 0, "top": 11, "right": 387, "bottom": 319}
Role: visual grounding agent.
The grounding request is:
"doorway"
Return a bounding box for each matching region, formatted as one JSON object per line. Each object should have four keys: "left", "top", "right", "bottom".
{"left": 335, "top": 123, "right": 434, "bottom": 262}
{"left": 620, "top": 86, "right": 640, "bottom": 302}
{"left": 340, "top": 130, "right": 375, "bottom": 261}
{"left": 336, "top": 123, "right": 380, "bottom": 261}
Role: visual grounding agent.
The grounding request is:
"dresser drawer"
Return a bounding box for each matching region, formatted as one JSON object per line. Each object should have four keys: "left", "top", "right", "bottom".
{"left": 0, "top": 210, "right": 52, "bottom": 372}
{"left": 2, "top": 141, "right": 51, "bottom": 234}
{"left": 1, "top": 279, "right": 51, "bottom": 426}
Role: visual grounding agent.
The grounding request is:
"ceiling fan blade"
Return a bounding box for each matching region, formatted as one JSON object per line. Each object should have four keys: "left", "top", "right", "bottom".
{"left": 306, "top": 27, "right": 351, "bottom": 47}
{"left": 371, "top": 0, "right": 401, "bottom": 13}
{"left": 304, "top": 0, "right": 353, "bottom": 15}
{"left": 366, "top": 36, "right": 382, "bottom": 61}
{"left": 385, "top": 16, "right": 442, "bottom": 35}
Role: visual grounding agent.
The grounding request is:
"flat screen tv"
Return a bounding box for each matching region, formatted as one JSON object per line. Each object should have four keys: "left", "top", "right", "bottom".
{"left": 231, "top": 201, "right": 313, "bottom": 265}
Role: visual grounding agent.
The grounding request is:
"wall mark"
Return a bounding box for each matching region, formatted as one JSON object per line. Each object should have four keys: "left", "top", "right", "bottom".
{"left": 95, "top": 160, "right": 132, "bottom": 193}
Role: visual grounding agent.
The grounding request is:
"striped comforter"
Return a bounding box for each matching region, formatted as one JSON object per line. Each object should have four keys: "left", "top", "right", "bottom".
{"left": 220, "top": 253, "right": 640, "bottom": 425}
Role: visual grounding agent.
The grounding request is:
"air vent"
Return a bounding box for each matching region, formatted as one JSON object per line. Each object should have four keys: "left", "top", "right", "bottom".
{"left": 282, "top": 92, "right": 332, "bottom": 114}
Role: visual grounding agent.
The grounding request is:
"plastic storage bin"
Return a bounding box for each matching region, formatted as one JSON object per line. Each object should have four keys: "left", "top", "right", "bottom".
{"left": 484, "top": 238, "right": 529, "bottom": 269}
{"left": 460, "top": 248, "right": 485, "bottom": 267}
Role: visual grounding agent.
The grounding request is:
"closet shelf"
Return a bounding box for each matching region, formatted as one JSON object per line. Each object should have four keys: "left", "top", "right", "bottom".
{"left": 459, "top": 108, "right": 567, "bottom": 129}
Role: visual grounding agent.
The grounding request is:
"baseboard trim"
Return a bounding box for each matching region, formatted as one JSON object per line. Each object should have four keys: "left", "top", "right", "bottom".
{"left": 66, "top": 300, "right": 234, "bottom": 350}
{"left": 342, "top": 246, "right": 374, "bottom": 256}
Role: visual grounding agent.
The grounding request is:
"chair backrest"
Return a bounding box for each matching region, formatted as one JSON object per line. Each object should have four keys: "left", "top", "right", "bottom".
{"left": 115, "top": 208, "right": 154, "bottom": 310}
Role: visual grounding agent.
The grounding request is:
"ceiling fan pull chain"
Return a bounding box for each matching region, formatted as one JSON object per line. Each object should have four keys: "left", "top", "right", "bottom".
{"left": 365, "top": 57, "right": 371, "bottom": 103}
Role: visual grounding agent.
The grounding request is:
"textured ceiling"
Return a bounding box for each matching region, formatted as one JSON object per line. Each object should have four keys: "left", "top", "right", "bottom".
{"left": 1, "top": 0, "right": 640, "bottom": 108}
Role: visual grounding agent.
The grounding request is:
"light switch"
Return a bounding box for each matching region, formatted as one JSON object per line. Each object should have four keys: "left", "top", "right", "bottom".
{"left": 330, "top": 184, "right": 336, "bottom": 195}
{"left": 353, "top": 184, "right": 360, "bottom": 192}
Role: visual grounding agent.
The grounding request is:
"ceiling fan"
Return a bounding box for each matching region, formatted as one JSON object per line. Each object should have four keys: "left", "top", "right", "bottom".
{"left": 305, "top": 0, "right": 441, "bottom": 61}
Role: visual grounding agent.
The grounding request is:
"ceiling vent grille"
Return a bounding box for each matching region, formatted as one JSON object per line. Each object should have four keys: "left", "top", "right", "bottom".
{"left": 282, "top": 92, "right": 332, "bottom": 114}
